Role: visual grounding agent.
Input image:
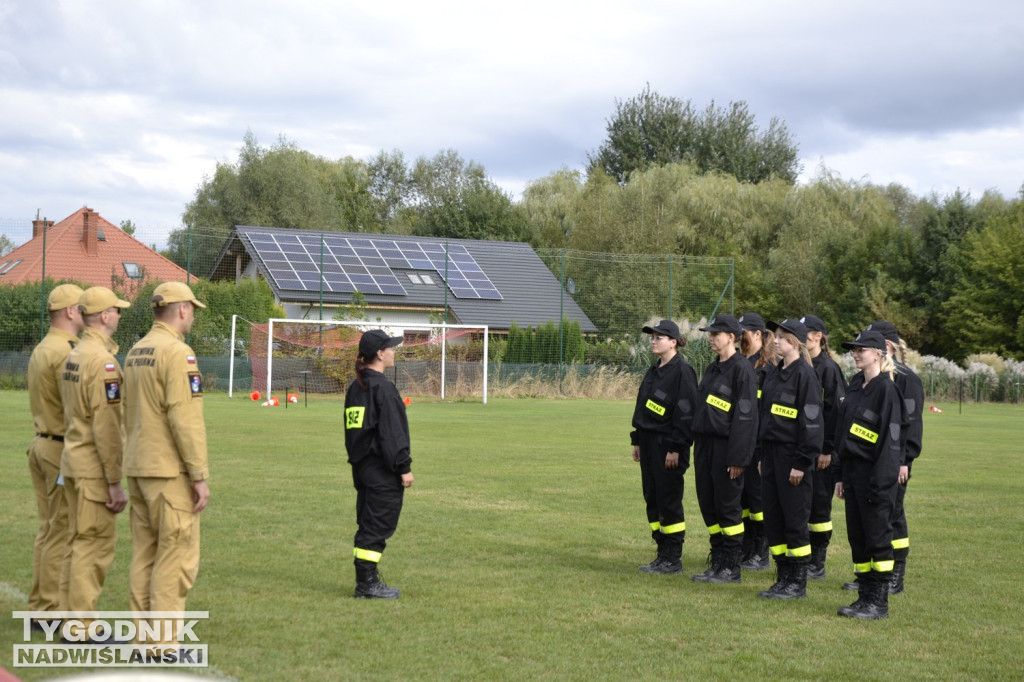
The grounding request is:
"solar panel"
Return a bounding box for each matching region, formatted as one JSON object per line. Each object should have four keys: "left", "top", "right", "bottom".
{"left": 239, "top": 230, "right": 501, "bottom": 299}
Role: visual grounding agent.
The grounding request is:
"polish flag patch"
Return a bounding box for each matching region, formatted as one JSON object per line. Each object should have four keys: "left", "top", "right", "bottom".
{"left": 186, "top": 355, "right": 197, "bottom": 364}
{"left": 104, "top": 363, "right": 116, "bottom": 372}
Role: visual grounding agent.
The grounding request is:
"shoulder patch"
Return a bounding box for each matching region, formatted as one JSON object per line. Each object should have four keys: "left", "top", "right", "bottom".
{"left": 188, "top": 371, "right": 203, "bottom": 397}
{"left": 804, "top": 404, "right": 820, "bottom": 420}
{"left": 904, "top": 398, "right": 917, "bottom": 416}
{"left": 187, "top": 355, "right": 197, "bottom": 364}
{"left": 889, "top": 423, "right": 901, "bottom": 441}
{"left": 105, "top": 380, "right": 121, "bottom": 404}
{"left": 104, "top": 363, "right": 117, "bottom": 372}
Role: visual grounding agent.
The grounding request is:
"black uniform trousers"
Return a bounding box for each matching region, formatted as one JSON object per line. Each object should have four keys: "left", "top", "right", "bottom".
{"left": 808, "top": 465, "right": 835, "bottom": 546}
{"left": 891, "top": 462, "right": 911, "bottom": 562}
{"left": 741, "top": 459, "right": 763, "bottom": 523}
{"left": 694, "top": 437, "right": 745, "bottom": 551}
{"left": 352, "top": 455, "right": 405, "bottom": 560}
{"left": 761, "top": 441, "right": 812, "bottom": 559}
{"left": 842, "top": 458, "right": 897, "bottom": 573}
{"left": 638, "top": 431, "right": 686, "bottom": 558}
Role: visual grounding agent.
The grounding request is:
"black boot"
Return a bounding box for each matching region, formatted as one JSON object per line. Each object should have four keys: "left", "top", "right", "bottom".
{"left": 807, "top": 544, "right": 827, "bottom": 580}
{"left": 757, "top": 557, "right": 790, "bottom": 598}
{"left": 705, "top": 547, "right": 742, "bottom": 584}
{"left": 767, "top": 560, "right": 807, "bottom": 600}
{"left": 741, "top": 524, "right": 770, "bottom": 570}
{"left": 638, "top": 556, "right": 665, "bottom": 572}
{"left": 889, "top": 560, "right": 906, "bottom": 595}
{"left": 838, "top": 572, "right": 888, "bottom": 619}
{"left": 692, "top": 548, "right": 721, "bottom": 582}
{"left": 353, "top": 559, "right": 400, "bottom": 599}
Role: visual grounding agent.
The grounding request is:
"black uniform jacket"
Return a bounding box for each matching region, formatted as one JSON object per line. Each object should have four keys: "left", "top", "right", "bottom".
{"left": 692, "top": 352, "right": 759, "bottom": 468}
{"left": 812, "top": 353, "right": 847, "bottom": 457}
{"left": 833, "top": 372, "right": 903, "bottom": 496}
{"left": 747, "top": 353, "right": 776, "bottom": 465}
{"left": 894, "top": 361, "right": 924, "bottom": 465}
{"left": 630, "top": 354, "right": 699, "bottom": 469}
{"left": 344, "top": 369, "right": 412, "bottom": 474}
{"left": 758, "top": 358, "right": 824, "bottom": 468}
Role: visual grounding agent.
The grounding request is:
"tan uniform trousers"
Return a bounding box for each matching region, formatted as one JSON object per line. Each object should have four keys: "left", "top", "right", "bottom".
{"left": 27, "top": 437, "right": 69, "bottom": 612}
{"left": 62, "top": 476, "right": 118, "bottom": 637}
{"left": 129, "top": 474, "right": 200, "bottom": 650}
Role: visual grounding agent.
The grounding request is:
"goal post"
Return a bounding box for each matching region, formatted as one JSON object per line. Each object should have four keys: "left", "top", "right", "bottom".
{"left": 229, "top": 317, "right": 488, "bottom": 403}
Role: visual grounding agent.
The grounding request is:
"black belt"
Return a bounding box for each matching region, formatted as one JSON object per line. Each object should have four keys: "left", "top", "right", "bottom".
{"left": 36, "top": 433, "right": 65, "bottom": 442}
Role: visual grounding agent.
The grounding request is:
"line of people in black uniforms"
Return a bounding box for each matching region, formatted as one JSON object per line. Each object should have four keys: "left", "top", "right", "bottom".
{"left": 630, "top": 314, "right": 923, "bottom": 619}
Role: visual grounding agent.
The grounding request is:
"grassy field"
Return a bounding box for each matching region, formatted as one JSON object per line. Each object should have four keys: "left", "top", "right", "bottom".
{"left": 2, "top": 391, "right": 1023, "bottom": 681}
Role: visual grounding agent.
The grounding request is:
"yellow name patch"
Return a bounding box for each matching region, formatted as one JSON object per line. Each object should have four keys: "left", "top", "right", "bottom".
{"left": 850, "top": 423, "right": 879, "bottom": 443}
{"left": 771, "top": 404, "right": 798, "bottom": 419}
{"left": 645, "top": 399, "right": 666, "bottom": 416}
{"left": 707, "top": 395, "right": 732, "bottom": 412}
{"left": 345, "top": 406, "right": 365, "bottom": 429}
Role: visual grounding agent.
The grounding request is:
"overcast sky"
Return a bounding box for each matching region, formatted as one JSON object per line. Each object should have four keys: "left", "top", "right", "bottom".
{"left": 2, "top": 0, "right": 1022, "bottom": 241}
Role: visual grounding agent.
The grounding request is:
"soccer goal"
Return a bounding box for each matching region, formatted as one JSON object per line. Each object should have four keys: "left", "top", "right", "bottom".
{"left": 228, "top": 317, "right": 489, "bottom": 403}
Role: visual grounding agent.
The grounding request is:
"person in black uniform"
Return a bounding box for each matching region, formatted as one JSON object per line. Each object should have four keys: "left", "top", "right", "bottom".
{"left": 690, "top": 314, "right": 758, "bottom": 584}
{"left": 834, "top": 330, "right": 903, "bottom": 619}
{"left": 801, "top": 315, "right": 846, "bottom": 580}
{"left": 756, "top": 318, "right": 824, "bottom": 600}
{"left": 345, "top": 330, "right": 414, "bottom": 599}
{"left": 738, "top": 312, "right": 775, "bottom": 570}
{"left": 862, "top": 320, "right": 923, "bottom": 595}
{"left": 630, "top": 320, "right": 699, "bottom": 575}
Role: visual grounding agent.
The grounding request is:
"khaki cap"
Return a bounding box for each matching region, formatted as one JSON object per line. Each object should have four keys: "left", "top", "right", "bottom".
{"left": 152, "top": 281, "right": 206, "bottom": 309}
{"left": 47, "top": 284, "right": 85, "bottom": 311}
{"left": 78, "top": 286, "right": 131, "bottom": 315}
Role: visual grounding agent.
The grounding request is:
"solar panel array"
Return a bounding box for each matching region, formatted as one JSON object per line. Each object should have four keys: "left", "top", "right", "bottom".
{"left": 240, "top": 231, "right": 502, "bottom": 300}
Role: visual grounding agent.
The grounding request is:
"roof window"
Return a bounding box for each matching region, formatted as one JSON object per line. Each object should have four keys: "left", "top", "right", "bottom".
{"left": 123, "top": 262, "right": 142, "bottom": 279}
{"left": 0, "top": 259, "right": 22, "bottom": 275}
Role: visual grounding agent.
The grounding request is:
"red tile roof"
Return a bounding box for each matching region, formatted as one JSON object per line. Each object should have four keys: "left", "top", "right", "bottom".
{"left": 0, "top": 207, "right": 193, "bottom": 286}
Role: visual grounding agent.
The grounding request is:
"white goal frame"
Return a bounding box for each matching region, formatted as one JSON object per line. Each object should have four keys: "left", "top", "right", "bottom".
{"left": 229, "top": 316, "right": 488, "bottom": 403}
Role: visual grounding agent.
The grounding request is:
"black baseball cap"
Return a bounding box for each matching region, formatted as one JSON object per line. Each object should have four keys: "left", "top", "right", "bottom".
{"left": 866, "top": 320, "right": 900, "bottom": 344}
{"left": 358, "top": 329, "right": 403, "bottom": 358}
{"left": 738, "top": 312, "right": 767, "bottom": 333}
{"left": 800, "top": 315, "right": 827, "bottom": 334}
{"left": 642, "top": 320, "right": 682, "bottom": 342}
{"left": 842, "top": 330, "right": 887, "bottom": 352}
{"left": 767, "top": 318, "right": 809, "bottom": 344}
{"left": 699, "top": 314, "right": 743, "bottom": 336}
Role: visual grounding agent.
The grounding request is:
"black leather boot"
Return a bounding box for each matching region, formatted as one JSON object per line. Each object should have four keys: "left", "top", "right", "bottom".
{"left": 767, "top": 560, "right": 807, "bottom": 600}
{"left": 705, "top": 547, "right": 742, "bottom": 584}
{"left": 757, "top": 557, "right": 789, "bottom": 598}
{"left": 806, "top": 544, "right": 827, "bottom": 580}
{"left": 741, "top": 523, "right": 770, "bottom": 570}
{"left": 838, "top": 572, "right": 888, "bottom": 619}
{"left": 889, "top": 560, "right": 906, "bottom": 595}
{"left": 692, "top": 548, "right": 721, "bottom": 582}
{"left": 354, "top": 559, "right": 400, "bottom": 599}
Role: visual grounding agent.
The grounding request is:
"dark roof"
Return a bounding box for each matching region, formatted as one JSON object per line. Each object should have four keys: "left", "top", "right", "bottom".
{"left": 210, "top": 226, "right": 596, "bottom": 333}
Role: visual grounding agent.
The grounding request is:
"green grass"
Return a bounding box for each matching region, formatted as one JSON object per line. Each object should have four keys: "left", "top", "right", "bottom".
{"left": 2, "top": 392, "right": 1023, "bottom": 681}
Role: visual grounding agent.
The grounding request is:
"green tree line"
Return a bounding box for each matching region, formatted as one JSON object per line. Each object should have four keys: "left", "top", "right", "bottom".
{"left": 155, "top": 87, "right": 1021, "bottom": 362}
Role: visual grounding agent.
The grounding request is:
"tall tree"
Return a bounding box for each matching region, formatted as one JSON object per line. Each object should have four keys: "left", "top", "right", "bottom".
{"left": 588, "top": 85, "right": 800, "bottom": 184}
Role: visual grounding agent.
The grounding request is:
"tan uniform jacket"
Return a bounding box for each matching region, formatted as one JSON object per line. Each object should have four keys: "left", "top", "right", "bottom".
{"left": 28, "top": 328, "right": 79, "bottom": 441}
{"left": 124, "top": 321, "right": 209, "bottom": 481}
{"left": 59, "top": 327, "right": 124, "bottom": 482}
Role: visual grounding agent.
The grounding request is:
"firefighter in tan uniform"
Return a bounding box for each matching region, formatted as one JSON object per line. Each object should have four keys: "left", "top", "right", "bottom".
{"left": 26, "top": 284, "right": 84, "bottom": 627}
{"left": 59, "top": 286, "right": 131, "bottom": 642}
{"left": 123, "top": 282, "right": 210, "bottom": 655}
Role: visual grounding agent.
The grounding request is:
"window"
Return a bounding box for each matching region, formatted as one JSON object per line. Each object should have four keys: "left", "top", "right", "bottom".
{"left": 97, "top": 229, "right": 107, "bottom": 241}
{"left": 419, "top": 273, "right": 434, "bottom": 285}
{"left": 0, "top": 259, "right": 22, "bottom": 275}
{"left": 406, "top": 273, "right": 422, "bottom": 284}
{"left": 405, "top": 272, "right": 435, "bottom": 285}
{"left": 122, "top": 262, "right": 142, "bottom": 279}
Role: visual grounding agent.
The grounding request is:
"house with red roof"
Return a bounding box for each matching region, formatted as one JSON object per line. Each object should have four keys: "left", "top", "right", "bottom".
{"left": 0, "top": 207, "right": 192, "bottom": 287}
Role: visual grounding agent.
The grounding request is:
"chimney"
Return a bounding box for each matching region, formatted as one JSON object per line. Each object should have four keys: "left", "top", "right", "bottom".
{"left": 82, "top": 208, "right": 97, "bottom": 254}
{"left": 32, "top": 219, "right": 52, "bottom": 239}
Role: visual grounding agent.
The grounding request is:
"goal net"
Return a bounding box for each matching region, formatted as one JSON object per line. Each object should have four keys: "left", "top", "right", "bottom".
{"left": 229, "top": 318, "right": 488, "bottom": 403}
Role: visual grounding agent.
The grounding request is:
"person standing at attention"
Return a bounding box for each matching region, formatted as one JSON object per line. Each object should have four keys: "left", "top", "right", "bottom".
{"left": 756, "top": 318, "right": 824, "bottom": 601}
{"left": 346, "top": 329, "right": 414, "bottom": 598}
{"left": 801, "top": 315, "right": 846, "bottom": 580}
{"left": 26, "top": 284, "right": 83, "bottom": 629}
{"left": 59, "top": 286, "right": 131, "bottom": 642}
{"left": 690, "top": 314, "right": 759, "bottom": 584}
{"left": 123, "top": 282, "right": 211, "bottom": 657}
{"left": 630, "top": 320, "right": 699, "bottom": 575}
